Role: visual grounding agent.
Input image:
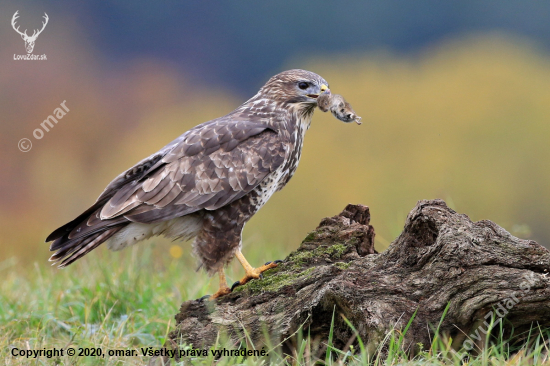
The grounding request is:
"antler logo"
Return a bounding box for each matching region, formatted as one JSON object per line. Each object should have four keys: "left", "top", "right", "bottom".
{"left": 12, "top": 11, "right": 49, "bottom": 54}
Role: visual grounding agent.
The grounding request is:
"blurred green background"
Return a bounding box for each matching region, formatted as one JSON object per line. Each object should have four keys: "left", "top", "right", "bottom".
{"left": 1, "top": 1, "right": 549, "bottom": 267}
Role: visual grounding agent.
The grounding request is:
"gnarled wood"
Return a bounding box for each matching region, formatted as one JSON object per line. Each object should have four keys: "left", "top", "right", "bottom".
{"left": 163, "top": 200, "right": 550, "bottom": 362}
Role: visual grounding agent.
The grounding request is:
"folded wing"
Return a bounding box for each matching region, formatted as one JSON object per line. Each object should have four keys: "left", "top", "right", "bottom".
{"left": 102, "top": 123, "right": 286, "bottom": 224}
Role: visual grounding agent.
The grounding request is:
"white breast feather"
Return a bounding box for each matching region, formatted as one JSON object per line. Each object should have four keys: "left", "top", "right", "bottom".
{"left": 105, "top": 215, "right": 202, "bottom": 251}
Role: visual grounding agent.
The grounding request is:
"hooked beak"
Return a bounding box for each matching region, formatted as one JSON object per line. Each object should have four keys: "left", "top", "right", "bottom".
{"left": 307, "top": 84, "right": 329, "bottom": 99}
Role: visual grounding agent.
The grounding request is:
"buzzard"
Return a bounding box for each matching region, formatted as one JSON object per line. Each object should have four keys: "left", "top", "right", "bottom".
{"left": 47, "top": 69, "right": 336, "bottom": 298}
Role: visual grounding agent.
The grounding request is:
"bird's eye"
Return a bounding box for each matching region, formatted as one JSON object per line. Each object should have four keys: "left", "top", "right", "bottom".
{"left": 298, "top": 82, "right": 309, "bottom": 90}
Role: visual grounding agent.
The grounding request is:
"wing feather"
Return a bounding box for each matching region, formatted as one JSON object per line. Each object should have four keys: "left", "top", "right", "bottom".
{"left": 96, "top": 119, "right": 285, "bottom": 224}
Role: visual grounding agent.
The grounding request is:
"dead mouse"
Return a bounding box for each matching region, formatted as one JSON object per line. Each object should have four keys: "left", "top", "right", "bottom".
{"left": 317, "top": 92, "right": 362, "bottom": 125}
{"left": 317, "top": 91, "right": 333, "bottom": 112}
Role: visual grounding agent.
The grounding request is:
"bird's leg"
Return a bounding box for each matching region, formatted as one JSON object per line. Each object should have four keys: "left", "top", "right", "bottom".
{"left": 231, "top": 250, "right": 281, "bottom": 290}
{"left": 209, "top": 268, "right": 232, "bottom": 299}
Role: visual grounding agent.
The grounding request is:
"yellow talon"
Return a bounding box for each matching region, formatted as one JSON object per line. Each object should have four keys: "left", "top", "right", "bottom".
{"left": 209, "top": 269, "right": 232, "bottom": 299}
{"left": 231, "top": 250, "right": 281, "bottom": 290}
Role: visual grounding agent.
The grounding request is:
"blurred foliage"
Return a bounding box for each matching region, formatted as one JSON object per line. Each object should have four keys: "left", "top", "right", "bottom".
{"left": 1, "top": 32, "right": 549, "bottom": 265}
{"left": 5, "top": 0, "right": 550, "bottom": 93}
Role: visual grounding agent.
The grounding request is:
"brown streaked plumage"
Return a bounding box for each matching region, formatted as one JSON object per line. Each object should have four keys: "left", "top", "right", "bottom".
{"left": 47, "top": 69, "right": 332, "bottom": 298}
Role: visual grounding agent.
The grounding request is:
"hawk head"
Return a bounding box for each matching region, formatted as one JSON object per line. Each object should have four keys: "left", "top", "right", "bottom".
{"left": 259, "top": 69, "right": 329, "bottom": 105}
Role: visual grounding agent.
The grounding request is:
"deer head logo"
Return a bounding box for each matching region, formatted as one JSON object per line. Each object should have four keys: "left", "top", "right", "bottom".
{"left": 12, "top": 11, "right": 49, "bottom": 54}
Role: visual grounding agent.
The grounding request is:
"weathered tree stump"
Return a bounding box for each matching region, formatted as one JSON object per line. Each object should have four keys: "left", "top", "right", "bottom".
{"left": 165, "top": 199, "right": 550, "bottom": 360}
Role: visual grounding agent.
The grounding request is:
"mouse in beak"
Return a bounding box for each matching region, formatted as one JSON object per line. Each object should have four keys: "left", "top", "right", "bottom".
{"left": 317, "top": 91, "right": 362, "bottom": 125}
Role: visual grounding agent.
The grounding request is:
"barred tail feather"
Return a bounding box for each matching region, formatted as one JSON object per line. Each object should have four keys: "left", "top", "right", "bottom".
{"left": 49, "top": 228, "right": 121, "bottom": 267}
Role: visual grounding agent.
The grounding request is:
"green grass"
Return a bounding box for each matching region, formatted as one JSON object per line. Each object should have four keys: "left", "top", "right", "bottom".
{"left": 1, "top": 243, "right": 549, "bottom": 365}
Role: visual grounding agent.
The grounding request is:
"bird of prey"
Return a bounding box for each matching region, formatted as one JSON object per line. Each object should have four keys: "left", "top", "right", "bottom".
{"left": 47, "top": 69, "right": 334, "bottom": 298}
